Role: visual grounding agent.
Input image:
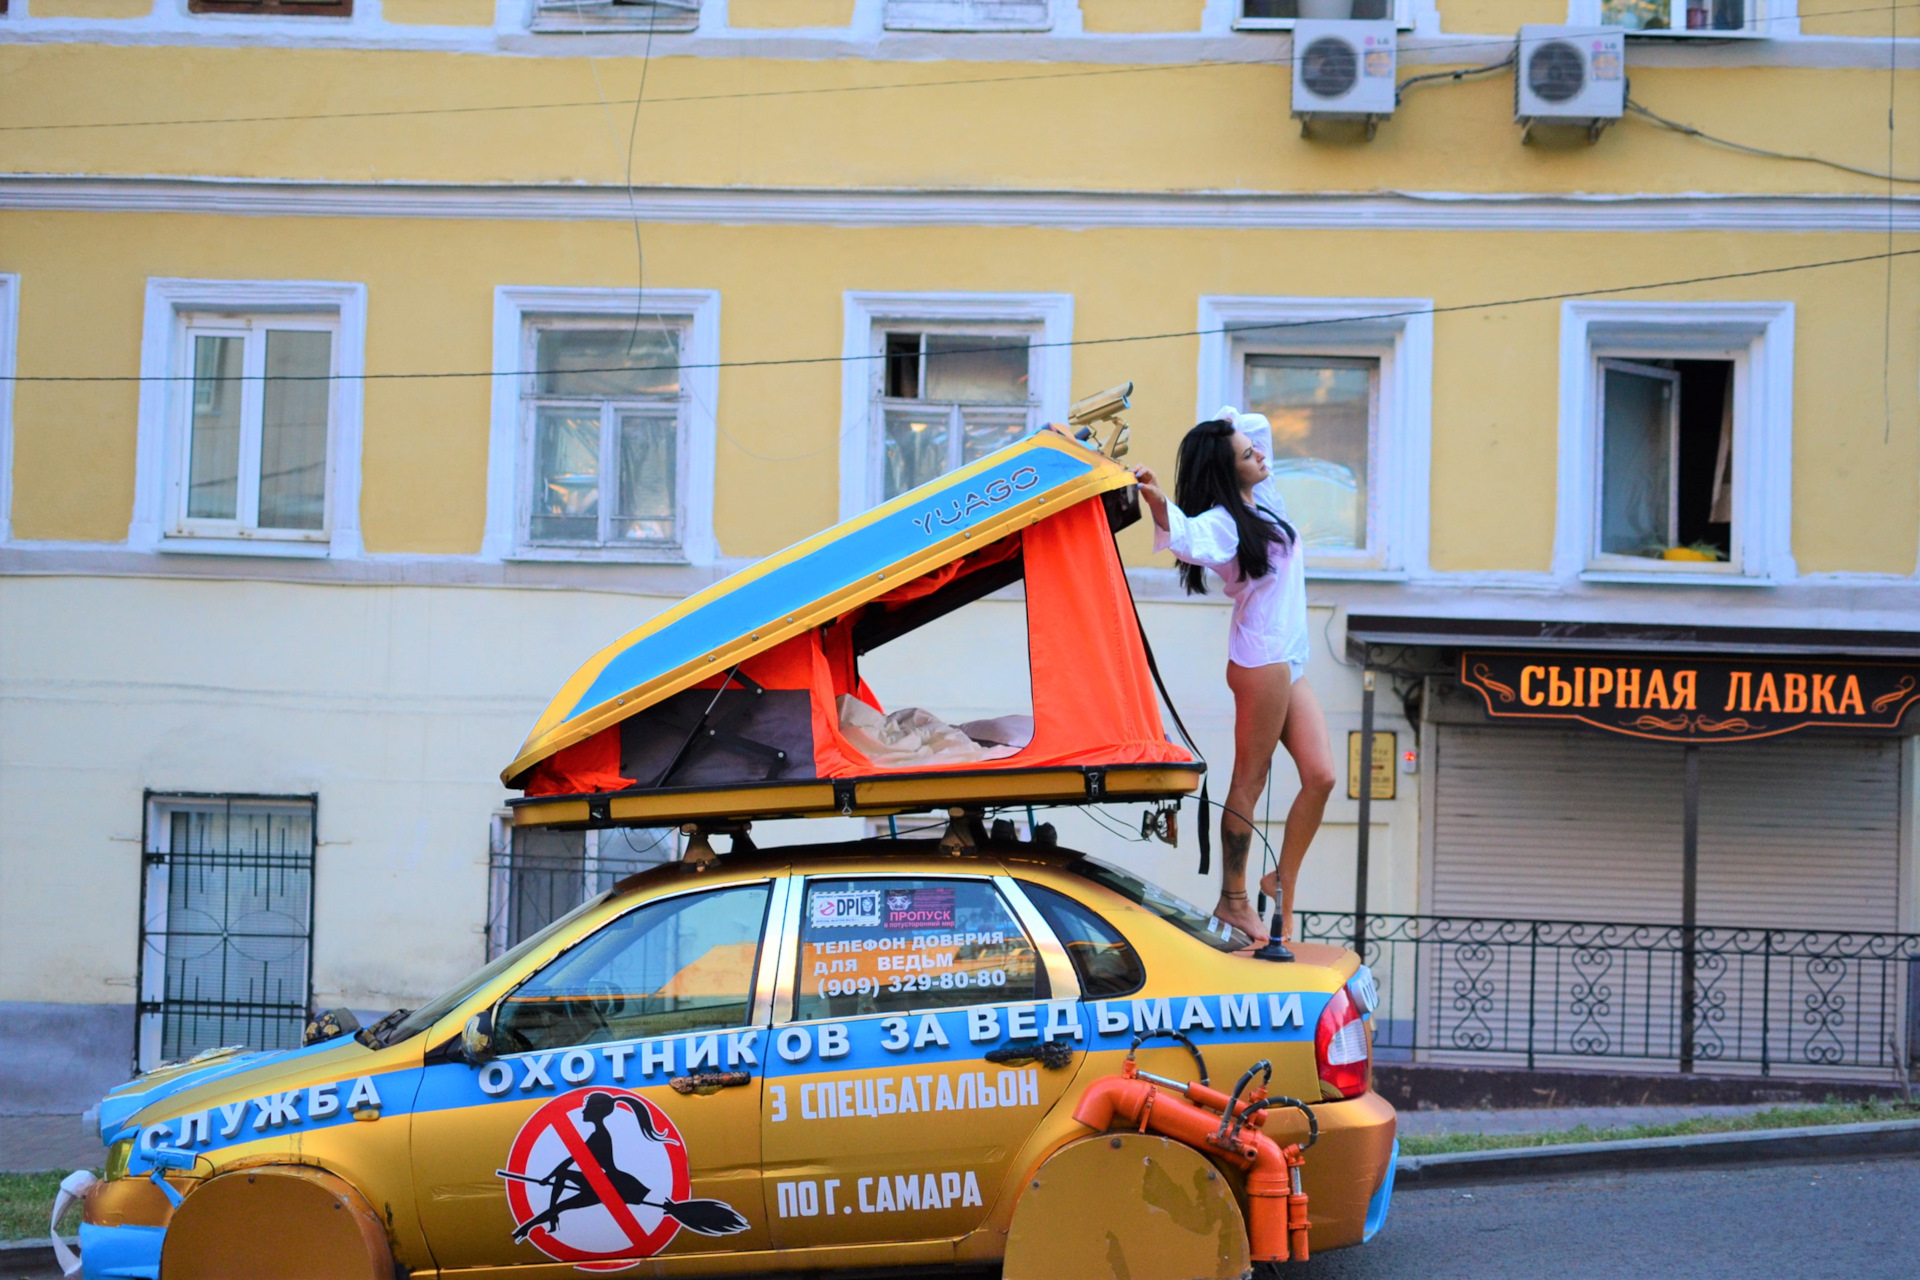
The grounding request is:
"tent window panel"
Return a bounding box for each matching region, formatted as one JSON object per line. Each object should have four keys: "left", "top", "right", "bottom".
{"left": 523, "top": 319, "right": 687, "bottom": 551}
{"left": 1596, "top": 357, "right": 1732, "bottom": 562}
{"left": 874, "top": 328, "right": 1038, "bottom": 503}
{"left": 1242, "top": 354, "right": 1377, "bottom": 553}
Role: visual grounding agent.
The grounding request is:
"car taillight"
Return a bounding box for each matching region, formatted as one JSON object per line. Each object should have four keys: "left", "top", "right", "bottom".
{"left": 1315, "top": 986, "right": 1370, "bottom": 1100}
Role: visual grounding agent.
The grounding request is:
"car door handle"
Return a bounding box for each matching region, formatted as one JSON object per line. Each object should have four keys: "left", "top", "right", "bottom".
{"left": 668, "top": 1071, "right": 753, "bottom": 1095}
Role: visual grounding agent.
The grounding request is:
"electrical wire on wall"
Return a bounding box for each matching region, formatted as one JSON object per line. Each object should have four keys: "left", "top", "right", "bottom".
{"left": 11, "top": 248, "right": 1918, "bottom": 388}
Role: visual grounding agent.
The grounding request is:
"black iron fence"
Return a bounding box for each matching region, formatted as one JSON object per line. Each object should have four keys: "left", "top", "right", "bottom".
{"left": 1297, "top": 911, "right": 1920, "bottom": 1079}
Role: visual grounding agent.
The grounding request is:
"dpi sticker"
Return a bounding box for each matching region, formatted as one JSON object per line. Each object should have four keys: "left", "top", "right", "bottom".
{"left": 498, "top": 1087, "right": 748, "bottom": 1271}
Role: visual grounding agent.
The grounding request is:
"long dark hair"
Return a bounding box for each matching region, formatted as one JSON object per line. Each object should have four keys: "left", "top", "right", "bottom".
{"left": 1172, "top": 418, "right": 1294, "bottom": 596}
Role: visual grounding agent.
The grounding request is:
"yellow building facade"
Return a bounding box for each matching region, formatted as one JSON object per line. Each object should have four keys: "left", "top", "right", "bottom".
{"left": 3, "top": 0, "right": 1918, "bottom": 1105}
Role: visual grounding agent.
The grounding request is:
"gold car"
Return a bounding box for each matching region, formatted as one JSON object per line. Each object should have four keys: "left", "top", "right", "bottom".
{"left": 76, "top": 842, "right": 1396, "bottom": 1279}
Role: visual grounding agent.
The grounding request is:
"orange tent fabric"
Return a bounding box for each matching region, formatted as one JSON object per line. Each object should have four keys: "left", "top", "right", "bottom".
{"left": 522, "top": 494, "right": 1187, "bottom": 795}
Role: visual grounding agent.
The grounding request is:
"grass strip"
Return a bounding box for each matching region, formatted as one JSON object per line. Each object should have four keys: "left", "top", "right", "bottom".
{"left": 1399, "top": 1099, "right": 1920, "bottom": 1158}
{"left": 0, "top": 1171, "right": 89, "bottom": 1242}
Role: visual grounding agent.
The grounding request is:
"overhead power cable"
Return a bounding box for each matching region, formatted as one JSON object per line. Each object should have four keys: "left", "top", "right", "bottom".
{"left": 5, "top": 246, "right": 1914, "bottom": 386}
{"left": 4, "top": 10, "right": 1914, "bottom": 137}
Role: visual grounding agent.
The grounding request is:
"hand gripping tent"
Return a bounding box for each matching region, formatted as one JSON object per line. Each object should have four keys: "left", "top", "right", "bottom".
{"left": 505, "top": 430, "right": 1202, "bottom": 832}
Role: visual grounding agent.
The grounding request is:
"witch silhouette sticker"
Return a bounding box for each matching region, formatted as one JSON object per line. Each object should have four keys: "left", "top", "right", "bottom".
{"left": 498, "top": 1087, "right": 749, "bottom": 1271}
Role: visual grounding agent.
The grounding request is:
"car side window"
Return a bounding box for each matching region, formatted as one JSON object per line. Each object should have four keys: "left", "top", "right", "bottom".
{"left": 1019, "top": 881, "right": 1146, "bottom": 999}
{"left": 795, "top": 877, "right": 1044, "bottom": 1021}
{"left": 494, "top": 882, "right": 770, "bottom": 1053}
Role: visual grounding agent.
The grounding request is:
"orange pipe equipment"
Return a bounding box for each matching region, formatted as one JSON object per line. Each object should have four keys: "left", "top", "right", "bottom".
{"left": 1071, "top": 1073, "right": 1311, "bottom": 1264}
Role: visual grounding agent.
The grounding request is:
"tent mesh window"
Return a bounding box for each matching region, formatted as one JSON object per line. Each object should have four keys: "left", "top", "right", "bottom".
{"left": 487, "top": 824, "right": 679, "bottom": 958}
{"left": 138, "top": 794, "right": 316, "bottom": 1066}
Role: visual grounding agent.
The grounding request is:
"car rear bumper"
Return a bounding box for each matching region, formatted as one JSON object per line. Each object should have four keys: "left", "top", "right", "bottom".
{"left": 1299, "top": 1091, "right": 1398, "bottom": 1252}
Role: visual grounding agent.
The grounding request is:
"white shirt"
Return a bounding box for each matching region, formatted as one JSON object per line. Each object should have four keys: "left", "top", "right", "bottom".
{"left": 1152, "top": 412, "right": 1311, "bottom": 676}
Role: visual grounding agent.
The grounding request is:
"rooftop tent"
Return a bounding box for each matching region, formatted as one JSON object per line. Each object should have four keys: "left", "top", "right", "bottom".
{"left": 505, "top": 431, "right": 1201, "bottom": 829}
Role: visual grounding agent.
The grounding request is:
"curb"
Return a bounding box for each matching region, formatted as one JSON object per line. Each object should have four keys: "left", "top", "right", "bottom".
{"left": 0, "top": 1237, "right": 72, "bottom": 1271}
{"left": 1396, "top": 1117, "right": 1920, "bottom": 1187}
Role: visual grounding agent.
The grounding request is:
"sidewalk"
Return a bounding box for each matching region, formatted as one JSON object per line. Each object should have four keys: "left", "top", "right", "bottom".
{"left": 0, "top": 1116, "right": 97, "bottom": 1175}
{"left": 1396, "top": 1103, "right": 1777, "bottom": 1138}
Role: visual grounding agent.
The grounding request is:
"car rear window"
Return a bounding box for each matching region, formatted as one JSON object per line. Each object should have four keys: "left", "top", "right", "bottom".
{"left": 1018, "top": 881, "right": 1146, "bottom": 998}
{"left": 1067, "top": 857, "right": 1251, "bottom": 953}
{"left": 795, "top": 877, "right": 1044, "bottom": 1021}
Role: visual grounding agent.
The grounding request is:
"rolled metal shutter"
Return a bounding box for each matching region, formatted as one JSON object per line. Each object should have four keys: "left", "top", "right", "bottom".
{"left": 1428, "top": 726, "right": 1904, "bottom": 1074}
{"left": 1433, "top": 725, "right": 1901, "bottom": 930}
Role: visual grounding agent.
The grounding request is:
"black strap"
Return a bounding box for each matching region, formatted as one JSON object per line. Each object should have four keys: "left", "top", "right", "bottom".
{"left": 1117, "top": 540, "right": 1211, "bottom": 876}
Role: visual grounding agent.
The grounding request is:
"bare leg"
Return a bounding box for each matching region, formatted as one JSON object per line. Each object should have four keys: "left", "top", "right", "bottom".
{"left": 1217, "top": 661, "right": 1291, "bottom": 943}
{"left": 1258, "top": 681, "right": 1336, "bottom": 941}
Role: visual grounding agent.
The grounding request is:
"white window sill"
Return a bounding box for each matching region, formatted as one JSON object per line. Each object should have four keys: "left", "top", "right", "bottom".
{"left": 1306, "top": 566, "right": 1409, "bottom": 582}
{"left": 509, "top": 545, "right": 691, "bottom": 566}
{"left": 157, "top": 536, "right": 339, "bottom": 559}
{"left": 1621, "top": 26, "right": 1766, "bottom": 37}
{"left": 529, "top": 10, "right": 698, "bottom": 32}
{"left": 1235, "top": 18, "right": 1416, "bottom": 31}
{"left": 1579, "top": 567, "right": 1772, "bottom": 586}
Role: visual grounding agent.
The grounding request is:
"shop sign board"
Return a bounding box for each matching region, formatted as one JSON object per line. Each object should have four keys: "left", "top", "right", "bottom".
{"left": 1458, "top": 651, "right": 1920, "bottom": 743}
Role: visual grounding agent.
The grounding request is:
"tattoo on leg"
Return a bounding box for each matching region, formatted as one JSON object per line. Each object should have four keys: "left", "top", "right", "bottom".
{"left": 1221, "top": 828, "right": 1251, "bottom": 881}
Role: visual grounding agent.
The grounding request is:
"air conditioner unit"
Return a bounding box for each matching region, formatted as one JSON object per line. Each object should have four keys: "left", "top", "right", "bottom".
{"left": 1514, "top": 25, "right": 1625, "bottom": 142}
{"left": 1291, "top": 20, "right": 1398, "bottom": 139}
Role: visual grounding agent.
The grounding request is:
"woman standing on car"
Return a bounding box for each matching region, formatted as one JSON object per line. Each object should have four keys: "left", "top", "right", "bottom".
{"left": 1133, "top": 409, "right": 1336, "bottom": 955}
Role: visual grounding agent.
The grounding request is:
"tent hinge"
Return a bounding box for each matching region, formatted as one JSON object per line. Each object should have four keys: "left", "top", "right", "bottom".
{"left": 1084, "top": 769, "right": 1107, "bottom": 803}
{"left": 587, "top": 797, "right": 611, "bottom": 823}
{"left": 833, "top": 780, "right": 859, "bottom": 816}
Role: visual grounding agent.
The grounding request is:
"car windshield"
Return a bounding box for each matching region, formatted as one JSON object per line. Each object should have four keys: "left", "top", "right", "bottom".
{"left": 374, "top": 893, "right": 611, "bottom": 1047}
{"left": 1068, "top": 856, "right": 1251, "bottom": 953}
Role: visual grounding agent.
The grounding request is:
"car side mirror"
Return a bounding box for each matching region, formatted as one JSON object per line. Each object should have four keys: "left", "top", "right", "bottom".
{"left": 461, "top": 1009, "right": 495, "bottom": 1064}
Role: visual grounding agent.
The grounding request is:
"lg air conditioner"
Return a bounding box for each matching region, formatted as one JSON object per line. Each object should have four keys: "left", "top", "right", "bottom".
{"left": 1291, "top": 19, "right": 1398, "bottom": 139}
{"left": 1514, "top": 25, "right": 1625, "bottom": 142}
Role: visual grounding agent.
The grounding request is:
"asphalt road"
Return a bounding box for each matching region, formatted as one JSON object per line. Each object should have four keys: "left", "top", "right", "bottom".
{"left": 10, "top": 1156, "right": 1918, "bottom": 1279}
{"left": 1291, "top": 1155, "right": 1920, "bottom": 1280}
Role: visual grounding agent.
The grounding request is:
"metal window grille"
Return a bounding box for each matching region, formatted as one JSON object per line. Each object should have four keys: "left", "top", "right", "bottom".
{"left": 137, "top": 793, "right": 317, "bottom": 1070}
{"left": 487, "top": 820, "right": 679, "bottom": 960}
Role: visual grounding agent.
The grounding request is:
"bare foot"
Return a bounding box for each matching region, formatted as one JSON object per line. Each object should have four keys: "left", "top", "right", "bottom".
{"left": 1258, "top": 870, "right": 1279, "bottom": 902}
{"left": 1213, "top": 894, "right": 1269, "bottom": 945}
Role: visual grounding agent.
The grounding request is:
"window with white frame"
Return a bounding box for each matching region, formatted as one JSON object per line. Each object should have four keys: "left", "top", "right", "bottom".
{"left": 884, "top": 0, "right": 1051, "bottom": 31}
{"left": 1200, "top": 296, "right": 1432, "bottom": 578}
{"left": 1598, "top": 0, "right": 1755, "bottom": 34}
{"left": 1239, "top": 353, "right": 1379, "bottom": 554}
{"left": 531, "top": 0, "right": 698, "bottom": 33}
{"left": 875, "top": 329, "right": 1037, "bottom": 502}
{"left": 520, "top": 319, "right": 688, "bottom": 552}
{"left": 1557, "top": 301, "right": 1793, "bottom": 583}
{"left": 174, "top": 314, "right": 338, "bottom": 541}
{"left": 133, "top": 279, "right": 364, "bottom": 557}
{"left": 1238, "top": 0, "right": 1405, "bottom": 27}
{"left": 0, "top": 273, "right": 17, "bottom": 544}
{"left": 840, "top": 292, "right": 1070, "bottom": 520}
{"left": 1595, "top": 358, "right": 1733, "bottom": 563}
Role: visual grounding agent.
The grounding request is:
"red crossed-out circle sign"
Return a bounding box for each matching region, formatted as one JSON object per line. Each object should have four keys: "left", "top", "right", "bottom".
{"left": 502, "top": 1087, "right": 691, "bottom": 1272}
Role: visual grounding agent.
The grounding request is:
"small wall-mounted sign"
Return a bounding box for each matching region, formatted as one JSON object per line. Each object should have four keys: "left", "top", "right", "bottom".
{"left": 1458, "top": 651, "right": 1920, "bottom": 743}
{"left": 1347, "top": 730, "right": 1397, "bottom": 801}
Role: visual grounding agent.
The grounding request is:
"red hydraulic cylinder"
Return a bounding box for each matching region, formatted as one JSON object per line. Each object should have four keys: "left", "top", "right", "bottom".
{"left": 1071, "top": 1075, "right": 1305, "bottom": 1264}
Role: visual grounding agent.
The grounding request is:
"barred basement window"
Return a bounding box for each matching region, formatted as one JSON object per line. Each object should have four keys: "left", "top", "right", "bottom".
{"left": 487, "top": 820, "right": 678, "bottom": 958}
{"left": 137, "top": 794, "right": 316, "bottom": 1070}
